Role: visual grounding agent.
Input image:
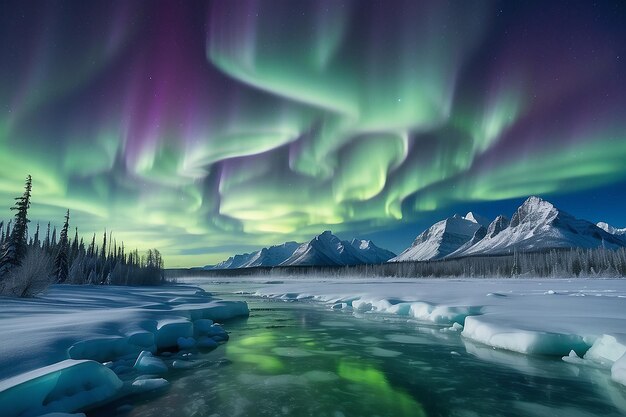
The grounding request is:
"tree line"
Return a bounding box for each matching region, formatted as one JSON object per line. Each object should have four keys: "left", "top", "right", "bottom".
{"left": 169, "top": 247, "right": 626, "bottom": 279}
{"left": 0, "top": 175, "right": 166, "bottom": 297}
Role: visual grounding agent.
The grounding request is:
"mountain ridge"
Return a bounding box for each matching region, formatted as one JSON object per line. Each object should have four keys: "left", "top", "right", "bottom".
{"left": 204, "top": 196, "right": 626, "bottom": 269}
{"left": 398, "top": 196, "right": 625, "bottom": 262}
{"left": 204, "top": 231, "right": 396, "bottom": 269}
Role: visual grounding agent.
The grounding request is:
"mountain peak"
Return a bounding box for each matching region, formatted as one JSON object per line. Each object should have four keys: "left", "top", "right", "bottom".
{"left": 464, "top": 212, "right": 490, "bottom": 226}
{"left": 282, "top": 232, "right": 394, "bottom": 266}
{"left": 390, "top": 214, "right": 483, "bottom": 262}
{"left": 445, "top": 196, "right": 626, "bottom": 258}
{"left": 486, "top": 215, "right": 510, "bottom": 238}
{"left": 521, "top": 195, "right": 554, "bottom": 211}
{"left": 597, "top": 222, "right": 626, "bottom": 236}
{"left": 314, "top": 230, "right": 339, "bottom": 243}
{"left": 510, "top": 196, "right": 558, "bottom": 228}
{"left": 351, "top": 238, "right": 371, "bottom": 250}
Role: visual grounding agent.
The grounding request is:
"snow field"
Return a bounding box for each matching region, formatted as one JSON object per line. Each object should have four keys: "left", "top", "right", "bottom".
{"left": 0, "top": 285, "right": 248, "bottom": 417}
{"left": 248, "top": 277, "right": 626, "bottom": 387}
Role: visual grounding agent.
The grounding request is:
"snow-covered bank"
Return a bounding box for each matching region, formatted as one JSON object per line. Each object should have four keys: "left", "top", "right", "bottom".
{"left": 203, "top": 276, "right": 626, "bottom": 388}
{"left": 0, "top": 285, "right": 249, "bottom": 417}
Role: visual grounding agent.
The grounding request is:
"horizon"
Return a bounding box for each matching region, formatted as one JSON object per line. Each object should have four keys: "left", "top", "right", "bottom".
{"left": 2, "top": 1, "right": 626, "bottom": 267}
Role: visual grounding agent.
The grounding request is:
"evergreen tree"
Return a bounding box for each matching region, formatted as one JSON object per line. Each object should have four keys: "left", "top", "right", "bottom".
{"left": 33, "top": 222, "right": 40, "bottom": 248}
{"left": 78, "top": 237, "right": 85, "bottom": 256}
{"left": 54, "top": 210, "right": 70, "bottom": 283}
{"left": 70, "top": 227, "right": 79, "bottom": 260}
{"left": 43, "top": 222, "right": 51, "bottom": 251}
{"left": 101, "top": 230, "right": 107, "bottom": 260}
{"left": 87, "top": 233, "right": 96, "bottom": 258}
{"left": 0, "top": 175, "right": 32, "bottom": 277}
{"left": 5, "top": 220, "right": 11, "bottom": 242}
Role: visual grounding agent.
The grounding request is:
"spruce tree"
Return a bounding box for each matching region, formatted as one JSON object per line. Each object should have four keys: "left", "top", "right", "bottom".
{"left": 33, "top": 222, "right": 40, "bottom": 248}
{"left": 101, "top": 230, "right": 106, "bottom": 260}
{"left": 70, "top": 227, "right": 79, "bottom": 260}
{"left": 54, "top": 210, "right": 70, "bottom": 283}
{"left": 43, "top": 222, "right": 51, "bottom": 251}
{"left": 87, "top": 233, "right": 95, "bottom": 257}
{"left": 5, "top": 220, "right": 11, "bottom": 242}
{"left": 0, "top": 175, "right": 32, "bottom": 277}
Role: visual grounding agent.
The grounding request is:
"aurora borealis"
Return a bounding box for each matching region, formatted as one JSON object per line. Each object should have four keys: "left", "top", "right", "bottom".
{"left": 1, "top": 1, "right": 626, "bottom": 267}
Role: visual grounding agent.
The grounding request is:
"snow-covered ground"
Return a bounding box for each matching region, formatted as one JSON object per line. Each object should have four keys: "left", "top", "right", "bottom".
{"left": 189, "top": 276, "right": 626, "bottom": 388}
{"left": 0, "top": 285, "right": 248, "bottom": 417}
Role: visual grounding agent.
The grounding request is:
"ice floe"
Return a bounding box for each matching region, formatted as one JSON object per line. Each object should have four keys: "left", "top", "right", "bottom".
{"left": 0, "top": 284, "right": 248, "bottom": 417}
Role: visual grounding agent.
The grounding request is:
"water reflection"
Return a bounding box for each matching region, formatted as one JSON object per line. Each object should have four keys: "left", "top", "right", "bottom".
{"left": 99, "top": 295, "right": 626, "bottom": 417}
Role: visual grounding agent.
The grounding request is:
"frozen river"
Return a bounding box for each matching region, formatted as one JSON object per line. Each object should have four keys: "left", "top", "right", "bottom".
{"left": 94, "top": 278, "right": 626, "bottom": 417}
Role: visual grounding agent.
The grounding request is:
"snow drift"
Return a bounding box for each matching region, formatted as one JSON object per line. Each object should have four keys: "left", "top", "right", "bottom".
{"left": 0, "top": 284, "right": 249, "bottom": 416}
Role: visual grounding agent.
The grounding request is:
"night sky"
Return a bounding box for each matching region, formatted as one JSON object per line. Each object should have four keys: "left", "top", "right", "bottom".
{"left": 1, "top": 1, "right": 626, "bottom": 267}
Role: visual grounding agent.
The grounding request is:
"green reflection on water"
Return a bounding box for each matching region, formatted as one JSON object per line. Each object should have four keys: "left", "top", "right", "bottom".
{"left": 224, "top": 317, "right": 427, "bottom": 416}
{"left": 338, "top": 360, "right": 427, "bottom": 417}
{"left": 226, "top": 331, "right": 284, "bottom": 372}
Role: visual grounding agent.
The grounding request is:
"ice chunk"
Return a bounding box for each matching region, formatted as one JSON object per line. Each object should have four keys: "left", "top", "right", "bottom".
{"left": 131, "top": 378, "right": 169, "bottom": 393}
{"left": 407, "top": 301, "right": 480, "bottom": 325}
{"left": 386, "top": 302, "right": 411, "bottom": 315}
{"left": 612, "top": 355, "right": 626, "bottom": 386}
{"left": 155, "top": 319, "right": 193, "bottom": 349}
{"left": 203, "top": 324, "right": 229, "bottom": 341}
{"left": 188, "top": 300, "right": 249, "bottom": 321}
{"left": 68, "top": 334, "right": 154, "bottom": 362}
{"left": 584, "top": 334, "right": 626, "bottom": 364}
{"left": 177, "top": 337, "right": 196, "bottom": 350}
{"left": 583, "top": 333, "right": 626, "bottom": 387}
{"left": 462, "top": 316, "right": 588, "bottom": 355}
{"left": 352, "top": 299, "right": 372, "bottom": 312}
{"left": 133, "top": 351, "right": 168, "bottom": 374}
{"left": 0, "top": 359, "right": 122, "bottom": 417}
{"left": 562, "top": 350, "right": 585, "bottom": 365}
{"left": 193, "top": 319, "right": 214, "bottom": 335}
{"left": 171, "top": 360, "right": 196, "bottom": 369}
{"left": 441, "top": 322, "right": 464, "bottom": 333}
{"left": 196, "top": 336, "right": 219, "bottom": 349}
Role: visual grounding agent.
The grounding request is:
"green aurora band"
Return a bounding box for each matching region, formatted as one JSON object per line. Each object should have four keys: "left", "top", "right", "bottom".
{"left": 1, "top": 1, "right": 626, "bottom": 266}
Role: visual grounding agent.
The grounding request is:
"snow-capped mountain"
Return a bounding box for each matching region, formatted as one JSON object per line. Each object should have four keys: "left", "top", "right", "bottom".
{"left": 240, "top": 241, "right": 301, "bottom": 268}
{"left": 464, "top": 212, "right": 490, "bottom": 227}
{"left": 389, "top": 213, "right": 486, "bottom": 262}
{"left": 281, "top": 231, "right": 395, "bottom": 266}
{"left": 448, "top": 196, "right": 625, "bottom": 257}
{"left": 447, "top": 215, "right": 510, "bottom": 258}
{"left": 350, "top": 239, "right": 397, "bottom": 264}
{"left": 205, "top": 242, "right": 300, "bottom": 270}
{"left": 597, "top": 222, "right": 626, "bottom": 236}
{"left": 207, "top": 252, "right": 256, "bottom": 270}
{"left": 206, "top": 232, "right": 395, "bottom": 269}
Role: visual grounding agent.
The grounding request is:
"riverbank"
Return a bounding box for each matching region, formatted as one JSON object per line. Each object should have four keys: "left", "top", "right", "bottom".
{"left": 183, "top": 276, "right": 626, "bottom": 389}
{"left": 0, "top": 284, "right": 249, "bottom": 417}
